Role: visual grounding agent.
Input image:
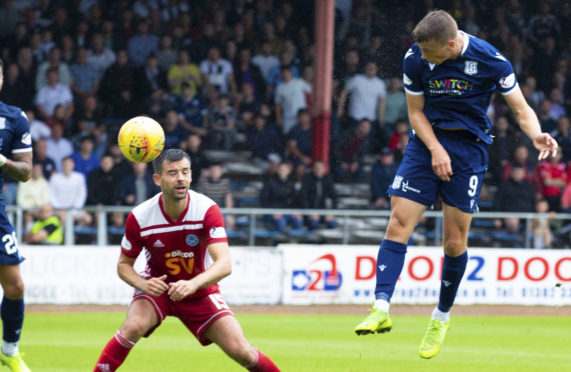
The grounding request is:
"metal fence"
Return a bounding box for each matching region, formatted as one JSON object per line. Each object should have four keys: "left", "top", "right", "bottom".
{"left": 7, "top": 205, "right": 571, "bottom": 248}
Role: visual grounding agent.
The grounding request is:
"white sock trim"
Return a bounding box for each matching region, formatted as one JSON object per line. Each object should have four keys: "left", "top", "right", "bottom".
{"left": 373, "top": 299, "right": 390, "bottom": 313}
{"left": 431, "top": 307, "right": 450, "bottom": 323}
{"left": 1, "top": 340, "right": 19, "bottom": 357}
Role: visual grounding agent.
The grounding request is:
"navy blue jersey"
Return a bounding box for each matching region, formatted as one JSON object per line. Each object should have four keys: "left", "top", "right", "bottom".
{"left": 0, "top": 101, "right": 31, "bottom": 264}
{"left": 0, "top": 101, "right": 33, "bottom": 193}
{"left": 403, "top": 31, "right": 517, "bottom": 144}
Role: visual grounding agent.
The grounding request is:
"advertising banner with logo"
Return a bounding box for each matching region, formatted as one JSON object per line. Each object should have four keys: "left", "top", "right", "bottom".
{"left": 21, "top": 246, "right": 281, "bottom": 305}
{"left": 219, "top": 247, "right": 282, "bottom": 305}
{"left": 281, "top": 245, "right": 571, "bottom": 306}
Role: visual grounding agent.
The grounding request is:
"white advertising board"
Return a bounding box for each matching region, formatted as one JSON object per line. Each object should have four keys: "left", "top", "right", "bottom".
{"left": 280, "top": 245, "right": 571, "bottom": 306}
{"left": 20, "top": 246, "right": 282, "bottom": 305}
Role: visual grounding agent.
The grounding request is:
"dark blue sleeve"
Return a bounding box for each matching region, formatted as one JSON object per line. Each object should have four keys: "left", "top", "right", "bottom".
{"left": 11, "top": 111, "right": 33, "bottom": 154}
{"left": 402, "top": 45, "right": 424, "bottom": 95}
{"left": 490, "top": 52, "right": 517, "bottom": 96}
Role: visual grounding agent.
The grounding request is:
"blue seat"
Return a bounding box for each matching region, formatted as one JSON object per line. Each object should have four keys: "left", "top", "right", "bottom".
{"left": 287, "top": 229, "right": 315, "bottom": 238}
{"left": 226, "top": 229, "right": 246, "bottom": 239}
{"left": 254, "top": 229, "right": 280, "bottom": 239}
{"left": 74, "top": 226, "right": 97, "bottom": 235}
{"left": 472, "top": 219, "right": 496, "bottom": 228}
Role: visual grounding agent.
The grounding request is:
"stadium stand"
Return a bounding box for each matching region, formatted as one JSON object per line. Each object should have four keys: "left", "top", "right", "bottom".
{"left": 0, "top": 0, "right": 569, "bottom": 247}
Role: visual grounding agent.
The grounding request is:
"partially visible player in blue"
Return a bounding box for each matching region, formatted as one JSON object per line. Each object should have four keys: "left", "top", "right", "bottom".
{"left": 354, "top": 11, "right": 558, "bottom": 359}
{"left": 0, "top": 60, "right": 33, "bottom": 372}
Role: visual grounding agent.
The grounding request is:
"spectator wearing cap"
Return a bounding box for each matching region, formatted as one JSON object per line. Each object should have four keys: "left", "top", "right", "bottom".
{"left": 275, "top": 65, "right": 311, "bottom": 135}
{"left": 127, "top": 20, "right": 159, "bottom": 67}
{"left": 370, "top": 147, "right": 398, "bottom": 210}
{"left": 71, "top": 135, "right": 100, "bottom": 179}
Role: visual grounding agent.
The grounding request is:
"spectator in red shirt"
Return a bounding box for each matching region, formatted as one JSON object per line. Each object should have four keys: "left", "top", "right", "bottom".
{"left": 537, "top": 149, "right": 567, "bottom": 211}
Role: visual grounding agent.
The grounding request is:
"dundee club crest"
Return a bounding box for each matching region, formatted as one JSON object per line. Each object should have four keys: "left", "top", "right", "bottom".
{"left": 464, "top": 60, "right": 478, "bottom": 75}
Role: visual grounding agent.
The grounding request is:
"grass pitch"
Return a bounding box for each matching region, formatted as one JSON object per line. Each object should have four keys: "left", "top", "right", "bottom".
{"left": 20, "top": 311, "right": 571, "bottom": 371}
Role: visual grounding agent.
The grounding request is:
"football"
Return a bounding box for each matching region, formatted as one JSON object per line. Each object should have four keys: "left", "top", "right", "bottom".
{"left": 117, "top": 116, "right": 165, "bottom": 163}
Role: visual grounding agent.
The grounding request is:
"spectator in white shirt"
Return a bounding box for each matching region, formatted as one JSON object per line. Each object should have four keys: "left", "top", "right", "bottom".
{"left": 274, "top": 65, "right": 311, "bottom": 135}
{"left": 35, "top": 67, "right": 74, "bottom": 121}
{"left": 87, "top": 33, "right": 116, "bottom": 77}
{"left": 252, "top": 40, "right": 280, "bottom": 82}
{"left": 200, "top": 46, "right": 235, "bottom": 95}
{"left": 35, "top": 47, "right": 72, "bottom": 90}
{"left": 337, "top": 61, "right": 386, "bottom": 125}
{"left": 25, "top": 109, "right": 51, "bottom": 141}
{"left": 45, "top": 123, "right": 73, "bottom": 172}
{"left": 49, "top": 156, "right": 87, "bottom": 210}
{"left": 49, "top": 156, "right": 92, "bottom": 226}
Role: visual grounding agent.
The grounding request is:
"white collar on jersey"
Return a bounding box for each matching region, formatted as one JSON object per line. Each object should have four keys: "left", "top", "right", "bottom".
{"left": 459, "top": 30, "right": 470, "bottom": 56}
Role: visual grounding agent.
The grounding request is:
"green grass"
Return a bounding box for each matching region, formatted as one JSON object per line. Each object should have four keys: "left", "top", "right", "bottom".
{"left": 19, "top": 312, "right": 571, "bottom": 371}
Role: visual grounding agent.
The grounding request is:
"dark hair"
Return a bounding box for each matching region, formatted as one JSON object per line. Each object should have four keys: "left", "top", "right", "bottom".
{"left": 152, "top": 149, "right": 191, "bottom": 174}
{"left": 412, "top": 10, "right": 458, "bottom": 44}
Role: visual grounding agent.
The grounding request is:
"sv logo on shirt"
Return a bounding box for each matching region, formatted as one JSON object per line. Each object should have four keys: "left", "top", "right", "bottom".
{"left": 165, "top": 257, "right": 195, "bottom": 275}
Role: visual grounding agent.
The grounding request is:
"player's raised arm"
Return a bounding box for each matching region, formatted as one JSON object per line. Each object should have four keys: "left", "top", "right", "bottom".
{"left": 168, "top": 242, "right": 231, "bottom": 301}
{"left": 117, "top": 252, "right": 168, "bottom": 296}
{"left": 503, "top": 85, "right": 558, "bottom": 160}
{"left": 406, "top": 93, "right": 453, "bottom": 181}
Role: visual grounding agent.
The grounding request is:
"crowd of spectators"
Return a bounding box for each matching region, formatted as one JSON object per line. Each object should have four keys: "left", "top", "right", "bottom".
{"left": 0, "top": 0, "right": 569, "bottom": 245}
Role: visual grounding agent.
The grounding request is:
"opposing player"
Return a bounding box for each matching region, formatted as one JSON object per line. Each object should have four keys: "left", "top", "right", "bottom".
{"left": 0, "top": 60, "right": 33, "bottom": 372}
{"left": 93, "top": 149, "right": 279, "bottom": 372}
{"left": 354, "top": 11, "right": 558, "bottom": 359}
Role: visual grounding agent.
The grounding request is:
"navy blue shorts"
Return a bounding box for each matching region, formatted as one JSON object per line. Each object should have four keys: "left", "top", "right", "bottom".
{"left": 388, "top": 129, "right": 488, "bottom": 214}
{"left": 0, "top": 205, "right": 25, "bottom": 265}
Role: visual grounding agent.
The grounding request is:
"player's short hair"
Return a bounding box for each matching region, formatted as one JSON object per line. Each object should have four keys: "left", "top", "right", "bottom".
{"left": 152, "top": 149, "right": 191, "bottom": 175}
{"left": 412, "top": 10, "right": 458, "bottom": 45}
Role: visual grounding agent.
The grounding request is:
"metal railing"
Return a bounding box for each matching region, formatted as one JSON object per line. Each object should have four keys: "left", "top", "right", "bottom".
{"left": 7, "top": 205, "right": 571, "bottom": 248}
